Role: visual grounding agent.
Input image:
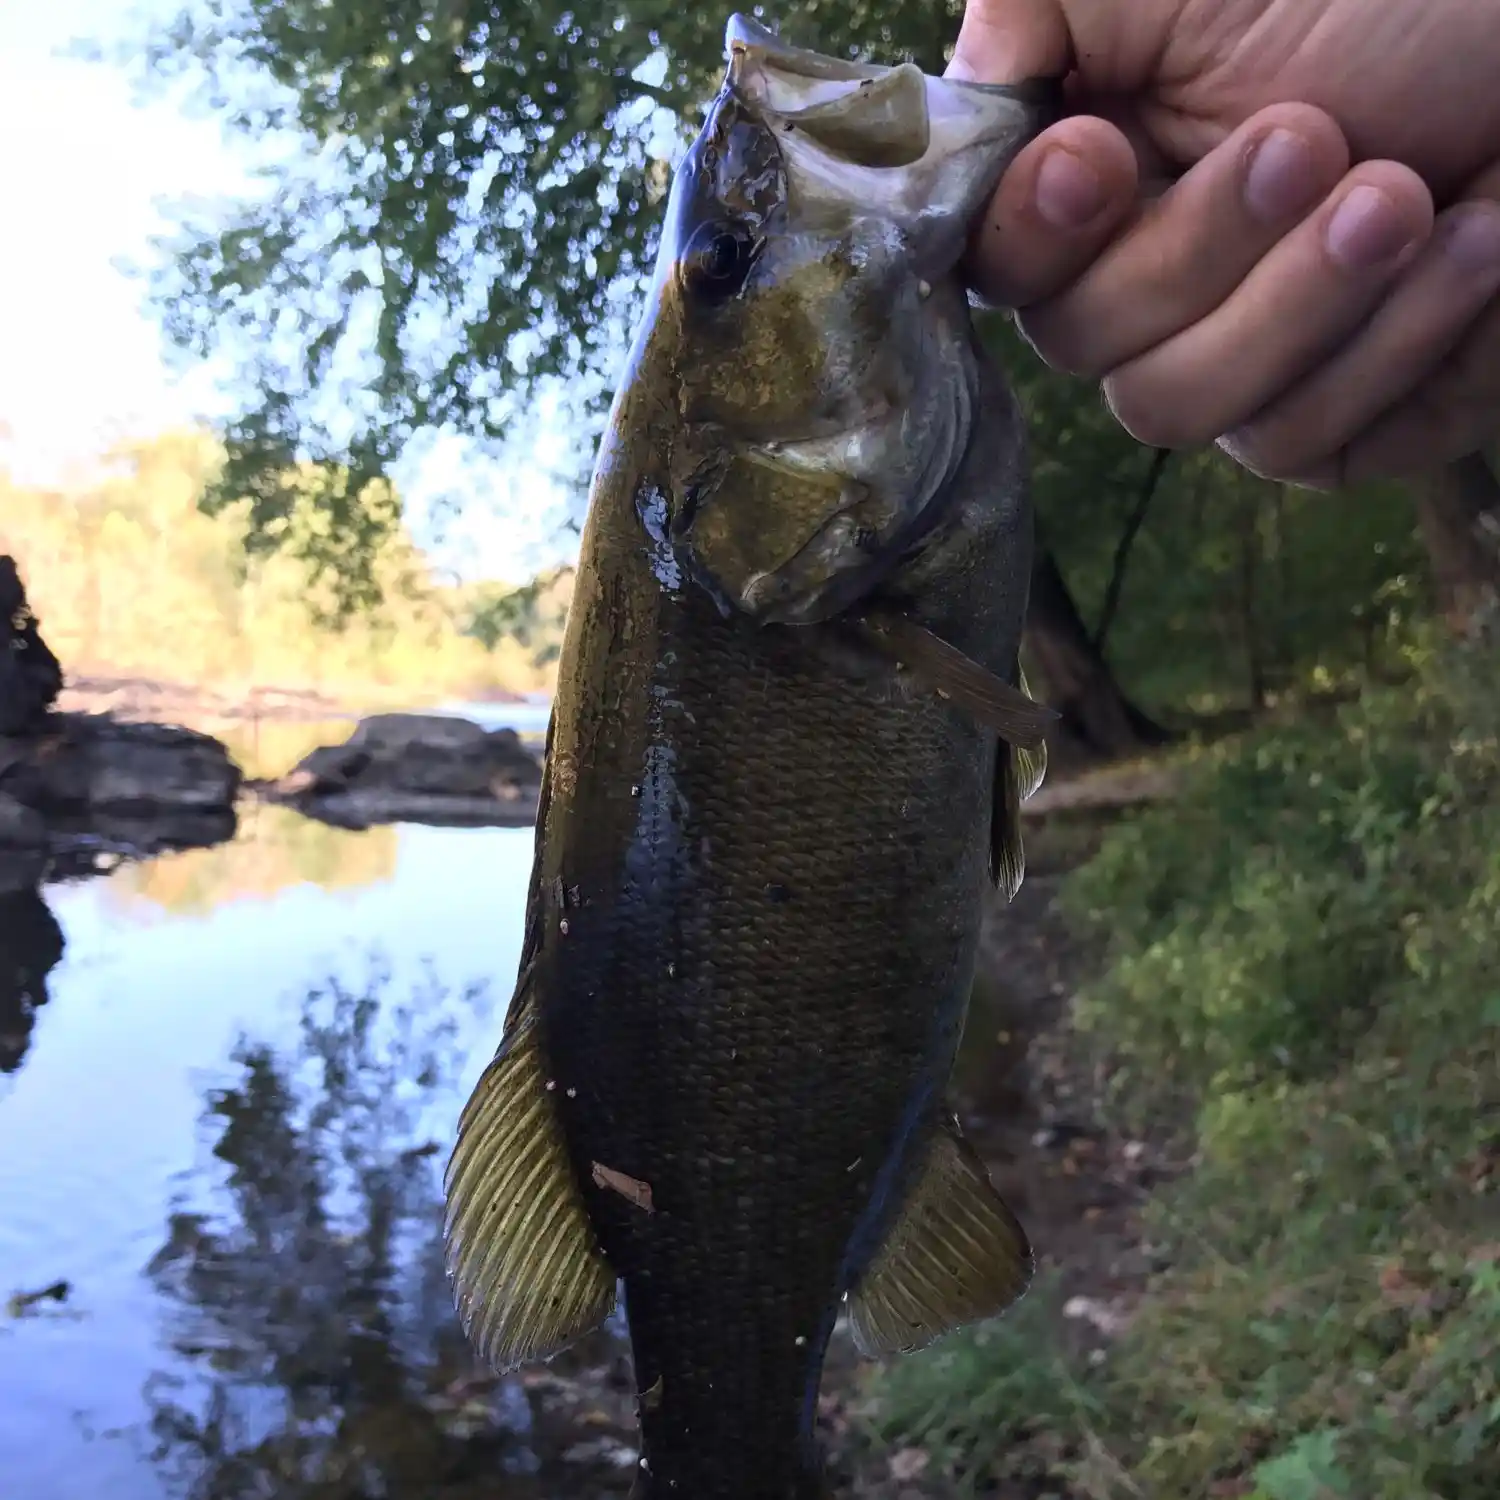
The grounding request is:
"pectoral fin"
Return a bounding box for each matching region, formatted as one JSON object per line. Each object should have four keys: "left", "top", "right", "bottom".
{"left": 443, "top": 985, "right": 616, "bottom": 1372}
{"left": 854, "top": 610, "right": 1058, "bottom": 751}
{"left": 847, "top": 1113, "right": 1033, "bottom": 1357}
{"left": 992, "top": 741, "right": 1026, "bottom": 901}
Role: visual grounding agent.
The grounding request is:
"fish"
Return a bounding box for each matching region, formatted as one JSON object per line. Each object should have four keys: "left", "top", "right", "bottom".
{"left": 443, "top": 14, "right": 1060, "bottom": 1496}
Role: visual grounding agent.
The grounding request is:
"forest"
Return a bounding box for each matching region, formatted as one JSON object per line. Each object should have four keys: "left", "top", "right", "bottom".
{"left": 17, "top": 0, "right": 1494, "bottom": 1496}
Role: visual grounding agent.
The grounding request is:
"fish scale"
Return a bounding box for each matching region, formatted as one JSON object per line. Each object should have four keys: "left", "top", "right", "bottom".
{"left": 443, "top": 14, "right": 1061, "bottom": 1497}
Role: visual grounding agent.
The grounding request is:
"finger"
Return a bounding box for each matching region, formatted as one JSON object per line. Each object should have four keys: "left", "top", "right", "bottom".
{"left": 1336, "top": 289, "right": 1500, "bottom": 483}
{"left": 1219, "top": 203, "right": 1500, "bottom": 482}
{"left": 946, "top": 0, "right": 1071, "bottom": 84}
{"left": 1017, "top": 103, "right": 1351, "bottom": 378}
{"left": 1102, "top": 161, "right": 1436, "bottom": 450}
{"left": 965, "top": 117, "right": 1140, "bottom": 308}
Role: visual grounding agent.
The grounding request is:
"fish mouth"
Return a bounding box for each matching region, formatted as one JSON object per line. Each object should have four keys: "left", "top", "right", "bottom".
{"left": 722, "top": 13, "right": 1061, "bottom": 173}
{"left": 726, "top": 13, "right": 890, "bottom": 86}
{"left": 725, "top": 15, "right": 935, "bottom": 169}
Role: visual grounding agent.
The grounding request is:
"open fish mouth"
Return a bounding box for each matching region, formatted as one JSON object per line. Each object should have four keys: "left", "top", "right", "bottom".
{"left": 724, "top": 12, "right": 1060, "bottom": 171}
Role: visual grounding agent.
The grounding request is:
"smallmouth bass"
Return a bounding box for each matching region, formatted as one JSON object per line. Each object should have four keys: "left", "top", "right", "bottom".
{"left": 445, "top": 15, "right": 1059, "bottom": 1496}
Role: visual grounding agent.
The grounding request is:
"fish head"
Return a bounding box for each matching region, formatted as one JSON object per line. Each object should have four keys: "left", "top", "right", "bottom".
{"left": 623, "top": 14, "right": 1055, "bottom": 623}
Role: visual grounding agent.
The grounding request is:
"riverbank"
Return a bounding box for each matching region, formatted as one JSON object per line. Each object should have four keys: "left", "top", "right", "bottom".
{"left": 54, "top": 672, "right": 531, "bottom": 730}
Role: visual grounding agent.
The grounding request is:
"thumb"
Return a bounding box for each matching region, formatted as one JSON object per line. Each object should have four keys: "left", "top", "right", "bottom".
{"left": 946, "top": 0, "right": 1072, "bottom": 83}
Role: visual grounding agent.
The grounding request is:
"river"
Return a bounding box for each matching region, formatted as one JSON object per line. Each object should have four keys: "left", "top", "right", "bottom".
{"left": 0, "top": 702, "right": 646, "bottom": 1500}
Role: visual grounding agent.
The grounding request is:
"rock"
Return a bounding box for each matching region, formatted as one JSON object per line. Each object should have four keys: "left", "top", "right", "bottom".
{"left": 255, "top": 712, "right": 543, "bottom": 829}
{"left": 0, "top": 713, "right": 241, "bottom": 818}
{"left": 0, "top": 792, "right": 46, "bottom": 849}
{"left": 0, "top": 556, "right": 63, "bottom": 738}
{"left": 0, "top": 712, "right": 241, "bottom": 862}
{"left": 0, "top": 884, "right": 66, "bottom": 1074}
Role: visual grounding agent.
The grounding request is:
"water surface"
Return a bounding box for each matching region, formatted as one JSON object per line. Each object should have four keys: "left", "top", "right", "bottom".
{"left": 0, "top": 707, "right": 642, "bottom": 1500}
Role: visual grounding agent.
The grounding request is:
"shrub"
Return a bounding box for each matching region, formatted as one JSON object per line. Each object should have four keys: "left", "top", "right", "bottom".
{"left": 869, "top": 628, "right": 1500, "bottom": 1499}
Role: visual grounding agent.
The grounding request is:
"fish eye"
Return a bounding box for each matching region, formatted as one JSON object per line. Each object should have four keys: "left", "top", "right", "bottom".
{"left": 681, "top": 221, "right": 757, "bottom": 302}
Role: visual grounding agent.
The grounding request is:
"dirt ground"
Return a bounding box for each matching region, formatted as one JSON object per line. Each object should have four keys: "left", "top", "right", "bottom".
{"left": 55, "top": 672, "right": 360, "bottom": 727}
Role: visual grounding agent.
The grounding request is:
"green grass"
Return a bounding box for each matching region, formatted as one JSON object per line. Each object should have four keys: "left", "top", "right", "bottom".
{"left": 869, "top": 621, "right": 1500, "bottom": 1499}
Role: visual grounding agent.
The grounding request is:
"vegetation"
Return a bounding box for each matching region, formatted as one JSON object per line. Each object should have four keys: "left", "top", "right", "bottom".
{"left": 0, "top": 431, "right": 570, "bottom": 704}
{"left": 871, "top": 619, "right": 1500, "bottom": 1499}
{"left": 981, "top": 320, "right": 1431, "bottom": 727}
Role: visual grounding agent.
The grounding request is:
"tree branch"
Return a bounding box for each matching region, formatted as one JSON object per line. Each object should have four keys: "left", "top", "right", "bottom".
{"left": 1092, "top": 446, "right": 1170, "bottom": 655}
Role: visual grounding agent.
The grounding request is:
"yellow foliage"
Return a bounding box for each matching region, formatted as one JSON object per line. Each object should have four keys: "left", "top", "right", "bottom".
{"left": 104, "top": 806, "right": 399, "bottom": 915}
{"left": 0, "top": 430, "right": 564, "bottom": 704}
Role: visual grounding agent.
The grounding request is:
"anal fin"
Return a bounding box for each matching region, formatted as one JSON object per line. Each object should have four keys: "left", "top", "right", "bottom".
{"left": 443, "top": 986, "right": 616, "bottom": 1372}
{"left": 846, "top": 1113, "right": 1033, "bottom": 1358}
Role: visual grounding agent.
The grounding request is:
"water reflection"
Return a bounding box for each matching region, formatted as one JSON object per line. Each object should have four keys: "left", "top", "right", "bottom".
{"left": 141, "top": 965, "right": 637, "bottom": 1500}
{"left": 0, "top": 884, "right": 65, "bottom": 1074}
{"left": 0, "top": 812, "right": 550, "bottom": 1499}
{"left": 105, "top": 807, "right": 399, "bottom": 917}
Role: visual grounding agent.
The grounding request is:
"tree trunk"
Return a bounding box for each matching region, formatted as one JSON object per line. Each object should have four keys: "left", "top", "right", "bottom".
{"left": 1414, "top": 453, "right": 1500, "bottom": 634}
{"left": 1024, "top": 548, "right": 1173, "bottom": 763}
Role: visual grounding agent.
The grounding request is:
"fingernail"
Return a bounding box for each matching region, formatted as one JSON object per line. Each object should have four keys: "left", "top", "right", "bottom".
{"left": 1443, "top": 206, "right": 1500, "bottom": 274}
{"left": 1244, "top": 129, "right": 1319, "bottom": 223}
{"left": 1325, "top": 185, "right": 1416, "bottom": 269}
{"left": 1035, "top": 147, "right": 1106, "bottom": 230}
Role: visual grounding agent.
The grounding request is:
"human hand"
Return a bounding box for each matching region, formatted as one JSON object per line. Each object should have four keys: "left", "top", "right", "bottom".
{"left": 950, "top": 0, "right": 1500, "bottom": 486}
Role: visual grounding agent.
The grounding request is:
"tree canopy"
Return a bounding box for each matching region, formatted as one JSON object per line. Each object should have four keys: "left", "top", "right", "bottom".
{"left": 134, "top": 2, "right": 964, "bottom": 533}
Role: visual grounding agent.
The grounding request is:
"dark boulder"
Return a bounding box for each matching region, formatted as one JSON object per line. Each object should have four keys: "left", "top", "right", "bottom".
{"left": 0, "top": 714, "right": 241, "bottom": 856}
{"left": 0, "top": 885, "right": 66, "bottom": 1074}
{"left": 255, "top": 712, "right": 543, "bottom": 829}
{"left": 0, "top": 556, "right": 63, "bottom": 738}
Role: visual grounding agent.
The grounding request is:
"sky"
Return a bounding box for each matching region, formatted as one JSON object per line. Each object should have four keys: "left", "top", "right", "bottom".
{"left": 0, "top": 0, "right": 577, "bottom": 583}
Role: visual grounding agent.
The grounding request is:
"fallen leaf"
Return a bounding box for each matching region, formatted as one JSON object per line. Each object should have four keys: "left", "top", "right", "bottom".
{"left": 6, "top": 1280, "right": 70, "bottom": 1317}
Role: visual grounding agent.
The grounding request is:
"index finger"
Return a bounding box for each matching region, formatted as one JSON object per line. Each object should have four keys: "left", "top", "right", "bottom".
{"left": 965, "top": 116, "right": 1141, "bottom": 308}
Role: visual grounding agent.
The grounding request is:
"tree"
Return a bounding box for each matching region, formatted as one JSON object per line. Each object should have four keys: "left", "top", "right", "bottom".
{"left": 1414, "top": 451, "right": 1500, "bottom": 634}
{"left": 124, "top": 0, "right": 1432, "bottom": 755}
{"left": 132, "top": 2, "right": 954, "bottom": 541}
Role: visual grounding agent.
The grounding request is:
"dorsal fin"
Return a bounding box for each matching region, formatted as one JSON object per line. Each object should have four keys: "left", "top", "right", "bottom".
{"left": 846, "top": 1111, "right": 1033, "bottom": 1357}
